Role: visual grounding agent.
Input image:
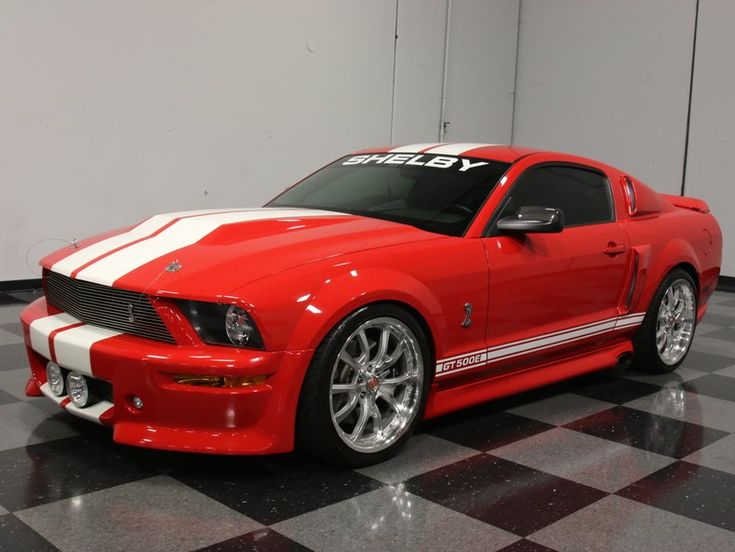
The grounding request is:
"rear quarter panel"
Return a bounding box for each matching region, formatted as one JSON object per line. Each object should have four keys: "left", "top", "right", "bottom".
{"left": 622, "top": 197, "right": 721, "bottom": 317}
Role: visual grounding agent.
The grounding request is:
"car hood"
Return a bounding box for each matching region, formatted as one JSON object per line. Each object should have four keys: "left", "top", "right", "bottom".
{"left": 41, "top": 208, "right": 440, "bottom": 298}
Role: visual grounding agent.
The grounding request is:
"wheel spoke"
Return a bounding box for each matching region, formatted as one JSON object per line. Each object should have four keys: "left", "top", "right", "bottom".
{"left": 357, "top": 330, "right": 371, "bottom": 362}
{"left": 369, "top": 398, "right": 383, "bottom": 434}
{"left": 378, "top": 389, "right": 400, "bottom": 413}
{"left": 373, "top": 327, "right": 391, "bottom": 368}
{"left": 332, "top": 382, "right": 360, "bottom": 394}
{"left": 349, "top": 398, "right": 370, "bottom": 440}
{"left": 382, "top": 372, "right": 416, "bottom": 386}
{"left": 339, "top": 351, "right": 361, "bottom": 371}
{"left": 334, "top": 393, "right": 359, "bottom": 423}
{"left": 377, "top": 341, "right": 404, "bottom": 377}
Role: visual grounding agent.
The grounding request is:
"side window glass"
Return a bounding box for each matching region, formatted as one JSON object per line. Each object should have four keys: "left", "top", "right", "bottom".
{"left": 499, "top": 166, "right": 613, "bottom": 226}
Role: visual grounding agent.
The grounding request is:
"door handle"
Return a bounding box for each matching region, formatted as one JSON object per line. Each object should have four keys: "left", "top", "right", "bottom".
{"left": 603, "top": 242, "right": 627, "bottom": 257}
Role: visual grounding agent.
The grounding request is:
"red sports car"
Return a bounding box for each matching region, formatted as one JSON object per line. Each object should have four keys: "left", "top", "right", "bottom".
{"left": 21, "top": 143, "right": 722, "bottom": 466}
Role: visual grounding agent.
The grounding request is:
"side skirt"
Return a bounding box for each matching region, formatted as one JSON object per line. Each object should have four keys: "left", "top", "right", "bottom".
{"left": 423, "top": 340, "right": 633, "bottom": 419}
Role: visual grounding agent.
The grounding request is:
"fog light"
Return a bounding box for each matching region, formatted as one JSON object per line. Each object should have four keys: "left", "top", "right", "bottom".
{"left": 131, "top": 396, "right": 144, "bottom": 410}
{"left": 46, "top": 361, "right": 65, "bottom": 396}
{"left": 66, "top": 372, "right": 89, "bottom": 408}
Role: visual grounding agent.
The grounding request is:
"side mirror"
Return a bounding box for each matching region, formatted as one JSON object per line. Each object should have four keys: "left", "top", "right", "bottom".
{"left": 496, "top": 206, "right": 564, "bottom": 234}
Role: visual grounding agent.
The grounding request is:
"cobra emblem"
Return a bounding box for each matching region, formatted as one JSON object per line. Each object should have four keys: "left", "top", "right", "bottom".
{"left": 461, "top": 303, "right": 472, "bottom": 328}
{"left": 127, "top": 304, "right": 135, "bottom": 323}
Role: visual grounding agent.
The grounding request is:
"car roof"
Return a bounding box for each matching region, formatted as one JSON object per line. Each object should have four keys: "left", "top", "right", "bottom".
{"left": 353, "top": 143, "right": 544, "bottom": 163}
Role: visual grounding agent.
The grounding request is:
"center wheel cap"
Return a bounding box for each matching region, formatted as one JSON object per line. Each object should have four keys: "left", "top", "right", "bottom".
{"left": 366, "top": 376, "right": 380, "bottom": 393}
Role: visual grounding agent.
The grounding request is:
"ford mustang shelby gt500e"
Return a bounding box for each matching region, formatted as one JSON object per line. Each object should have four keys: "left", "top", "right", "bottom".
{"left": 21, "top": 143, "right": 722, "bottom": 466}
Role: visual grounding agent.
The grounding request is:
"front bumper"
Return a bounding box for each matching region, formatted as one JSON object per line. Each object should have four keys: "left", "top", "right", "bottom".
{"left": 21, "top": 298, "right": 314, "bottom": 455}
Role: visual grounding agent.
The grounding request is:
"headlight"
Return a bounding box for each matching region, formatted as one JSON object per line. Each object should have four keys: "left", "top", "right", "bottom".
{"left": 177, "top": 300, "right": 264, "bottom": 349}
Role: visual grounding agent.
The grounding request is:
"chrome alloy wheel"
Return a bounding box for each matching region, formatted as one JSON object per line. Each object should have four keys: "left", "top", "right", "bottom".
{"left": 656, "top": 279, "right": 696, "bottom": 365}
{"left": 329, "top": 317, "right": 423, "bottom": 453}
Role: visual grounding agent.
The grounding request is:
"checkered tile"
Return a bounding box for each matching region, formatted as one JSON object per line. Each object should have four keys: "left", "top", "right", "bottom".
{"left": 1, "top": 289, "right": 735, "bottom": 552}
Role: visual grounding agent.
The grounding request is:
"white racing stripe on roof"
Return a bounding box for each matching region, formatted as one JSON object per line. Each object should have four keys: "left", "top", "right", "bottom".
{"left": 75, "top": 208, "right": 347, "bottom": 286}
{"left": 423, "top": 143, "right": 499, "bottom": 156}
{"left": 50, "top": 209, "right": 253, "bottom": 277}
{"left": 388, "top": 143, "right": 446, "bottom": 153}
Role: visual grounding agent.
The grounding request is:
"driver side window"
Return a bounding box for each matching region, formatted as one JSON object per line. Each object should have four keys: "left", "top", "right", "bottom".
{"left": 499, "top": 165, "right": 613, "bottom": 227}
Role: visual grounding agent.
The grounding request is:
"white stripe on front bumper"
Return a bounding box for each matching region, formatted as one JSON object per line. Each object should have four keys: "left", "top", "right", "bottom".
{"left": 53, "top": 325, "right": 122, "bottom": 376}
{"left": 66, "top": 401, "right": 114, "bottom": 423}
{"left": 29, "top": 313, "right": 80, "bottom": 359}
{"left": 40, "top": 382, "right": 113, "bottom": 424}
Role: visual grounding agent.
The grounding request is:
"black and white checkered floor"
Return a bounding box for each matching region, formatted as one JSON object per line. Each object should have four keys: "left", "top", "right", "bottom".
{"left": 2, "top": 290, "right": 735, "bottom": 552}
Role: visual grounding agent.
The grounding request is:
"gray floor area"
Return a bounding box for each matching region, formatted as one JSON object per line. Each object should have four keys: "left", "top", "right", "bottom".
{"left": 1, "top": 290, "right": 735, "bottom": 551}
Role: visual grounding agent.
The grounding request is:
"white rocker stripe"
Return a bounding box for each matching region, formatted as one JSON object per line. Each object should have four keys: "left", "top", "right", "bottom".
{"left": 50, "top": 208, "right": 247, "bottom": 277}
{"left": 436, "top": 312, "right": 646, "bottom": 377}
{"left": 29, "top": 313, "right": 80, "bottom": 360}
{"left": 486, "top": 320, "right": 618, "bottom": 361}
{"left": 423, "top": 143, "right": 499, "bottom": 156}
{"left": 388, "top": 143, "right": 446, "bottom": 153}
{"left": 74, "top": 208, "right": 347, "bottom": 286}
{"left": 52, "top": 325, "right": 122, "bottom": 376}
{"left": 439, "top": 316, "right": 620, "bottom": 364}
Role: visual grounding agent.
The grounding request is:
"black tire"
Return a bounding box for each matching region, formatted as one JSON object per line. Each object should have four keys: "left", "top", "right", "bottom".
{"left": 296, "top": 303, "right": 432, "bottom": 467}
{"left": 632, "top": 268, "right": 697, "bottom": 374}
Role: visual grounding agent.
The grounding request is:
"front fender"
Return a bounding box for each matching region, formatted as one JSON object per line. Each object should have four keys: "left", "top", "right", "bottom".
{"left": 292, "top": 266, "right": 445, "bottom": 353}
{"left": 239, "top": 261, "right": 446, "bottom": 355}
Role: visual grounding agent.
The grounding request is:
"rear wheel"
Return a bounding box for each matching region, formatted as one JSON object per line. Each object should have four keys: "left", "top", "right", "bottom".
{"left": 296, "top": 304, "right": 431, "bottom": 467}
{"left": 632, "top": 269, "right": 697, "bottom": 374}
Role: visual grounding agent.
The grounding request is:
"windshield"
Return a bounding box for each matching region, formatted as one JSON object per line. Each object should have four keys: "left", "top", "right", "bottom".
{"left": 267, "top": 153, "right": 510, "bottom": 236}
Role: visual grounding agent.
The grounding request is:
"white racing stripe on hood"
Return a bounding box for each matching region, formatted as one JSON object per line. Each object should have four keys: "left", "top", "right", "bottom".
{"left": 74, "top": 208, "right": 347, "bottom": 286}
{"left": 51, "top": 208, "right": 254, "bottom": 277}
{"left": 423, "top": 143, "right": 499, "bottom": 156}
{"left": 388, "top": 143, "right": 446, "bottom": 153}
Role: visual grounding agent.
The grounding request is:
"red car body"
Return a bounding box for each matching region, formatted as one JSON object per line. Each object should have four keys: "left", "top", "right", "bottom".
{"left": 21, "top": 143, "right": 722, "bottom": 455}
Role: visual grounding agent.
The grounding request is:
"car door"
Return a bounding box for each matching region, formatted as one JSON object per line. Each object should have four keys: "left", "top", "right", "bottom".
{"left": 481, "top": 163, "right": 631, "bottom": 375}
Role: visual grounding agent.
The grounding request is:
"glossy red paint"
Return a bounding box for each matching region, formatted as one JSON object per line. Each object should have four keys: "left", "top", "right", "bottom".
{"left": 21, "top": 144, "right": 723, "bottom": 455}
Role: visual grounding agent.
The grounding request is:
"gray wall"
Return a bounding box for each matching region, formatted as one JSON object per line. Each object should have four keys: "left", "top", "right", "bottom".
{"left": 1, "top": 0, "right": 518, "bottom": 281}
{"left": 684, "top": 0, "right": 735, "bottom": 277}
{"left": 512, "top": 0, "right": 733, "bottom": 277}
{"left": 512, "top": 0, "right": 696, "bottom": 195}
{"left": 1, "top": 0, "right": 733, "bottom": 280}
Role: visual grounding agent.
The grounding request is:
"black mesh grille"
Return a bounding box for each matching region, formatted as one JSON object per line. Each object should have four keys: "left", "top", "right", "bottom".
{"left": 88, "top": 377, "right": 114, "bottom": 403}
{"left": 44, "top": 270, "right": 175, "bottom": 344}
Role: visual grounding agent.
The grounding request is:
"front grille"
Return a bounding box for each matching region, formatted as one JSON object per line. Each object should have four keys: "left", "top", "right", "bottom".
{"left": 44, "top": 270, "right": 175, "bottom": 344}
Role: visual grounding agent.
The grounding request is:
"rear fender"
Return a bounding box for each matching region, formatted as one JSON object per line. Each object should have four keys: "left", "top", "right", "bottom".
{"left": 632, "top": 237, "right": 701, "bottom": 314}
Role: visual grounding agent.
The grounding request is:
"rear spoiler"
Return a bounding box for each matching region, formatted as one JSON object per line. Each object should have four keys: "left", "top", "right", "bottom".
{"left": 660, "top": 194, "right": 710, "bottom": 213}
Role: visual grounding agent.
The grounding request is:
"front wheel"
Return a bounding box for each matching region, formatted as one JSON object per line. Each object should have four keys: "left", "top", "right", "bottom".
{"left": 296, "top": 304, "right": 431, "bottom": 467}
{"left": 632, "top": 269, "right": 697, "bottom": 374}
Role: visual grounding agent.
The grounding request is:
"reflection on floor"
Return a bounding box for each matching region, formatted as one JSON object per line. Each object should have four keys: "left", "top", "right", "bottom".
{"left": 1, "top": 289, "right": 735, "bottom": 551}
